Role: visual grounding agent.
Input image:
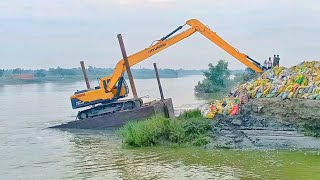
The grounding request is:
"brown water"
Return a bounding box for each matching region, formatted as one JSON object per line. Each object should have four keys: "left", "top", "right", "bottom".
{"left": 1, "top": 75, "right": 320, "bottom": 179}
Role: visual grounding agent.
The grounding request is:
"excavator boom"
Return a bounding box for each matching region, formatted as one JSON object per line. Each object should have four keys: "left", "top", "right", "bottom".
{"left": 107, "top": 27, "right": 197, "bottom": 92}
{"left": 107, "top": 19, "right": 262, "bottom": 91}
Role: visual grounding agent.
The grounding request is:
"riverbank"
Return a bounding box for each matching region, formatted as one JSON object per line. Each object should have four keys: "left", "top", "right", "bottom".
{"left": 208, "top": 98, "right": 320, "bottom": 149}
{"left": 200, "top": 61, "right": 320, "bottom": 149}
{"left": 119, "top": 98, "right": 320, "bottom": 150}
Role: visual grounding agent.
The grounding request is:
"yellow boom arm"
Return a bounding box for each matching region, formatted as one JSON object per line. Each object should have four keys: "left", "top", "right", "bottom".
{"left": 107, "top": 19, "right": 262, "bottom": 91}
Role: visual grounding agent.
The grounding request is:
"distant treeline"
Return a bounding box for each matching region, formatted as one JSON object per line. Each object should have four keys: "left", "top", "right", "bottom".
{"left": 0, "top": 67, "right": 244, "bottom": 78}
{"left": 0, "top": 67, "right": 246, "bottom": 86}
{"left": 0, "top": 66, "right": 203, "bottom": 79}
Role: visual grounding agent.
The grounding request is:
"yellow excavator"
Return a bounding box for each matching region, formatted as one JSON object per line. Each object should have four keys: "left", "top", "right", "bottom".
{"left": 71, "top": 19, "right": 263, "bottom": 119}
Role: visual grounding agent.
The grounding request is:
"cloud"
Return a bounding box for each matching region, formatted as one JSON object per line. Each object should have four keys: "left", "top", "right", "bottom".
{"left": 1, "top": 0, "right": 320, "bottom": 20}
{"left": 0, "top": 0, "right": 177, "bottom": 20}
{"left": 1, "top": 0, "right": 320, "bottom": 69}
{"left": 116, "top": 0, "right": 176, "bottom": 6}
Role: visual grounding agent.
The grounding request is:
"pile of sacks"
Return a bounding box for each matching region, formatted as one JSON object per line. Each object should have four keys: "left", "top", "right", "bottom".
{"left": 205, "top": 61, "right": 320, "bottom": 119}
{"left": 205, "top": 98, "right": 241, "bottom": 119}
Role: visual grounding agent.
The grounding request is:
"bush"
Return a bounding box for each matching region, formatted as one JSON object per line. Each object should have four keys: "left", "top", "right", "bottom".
{"left": 119, "top": 115, "right": 169, "bottom": 147}
{"left": 167, "top": 120, "right": 186, "bottom": 143}
{"left": 119, "top": 111, "right": 213, "bottom": 147}
{"left": 233, "top": 67, "right": 258, "bottom": 84}
{"left": 302, "top": 122, "right": 320, "bottom": 137}
{"left": 178, "top": 109, "right": 202, "bottom": 119}
{"left": 195, "top": 79, "right": 226, "bottom": 93}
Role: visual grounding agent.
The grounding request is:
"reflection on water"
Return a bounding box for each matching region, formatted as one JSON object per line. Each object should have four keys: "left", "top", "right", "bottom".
{"left": 1, "top": 75, "right": 320, "bottom": 179}
{"left": 60, "top": 130, "right": 320, "bottom": 179}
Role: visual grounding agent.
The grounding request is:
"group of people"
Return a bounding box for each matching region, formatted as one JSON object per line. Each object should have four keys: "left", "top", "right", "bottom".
{"left": 263, "top": 55, "right": 280, "bottom": 70}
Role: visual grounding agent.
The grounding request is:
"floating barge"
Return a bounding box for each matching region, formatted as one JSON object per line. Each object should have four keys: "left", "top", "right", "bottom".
{"left": 51, "top": 36, "right": 175, "bottom": 130}
{"left": 50, "top": 98, "right": 174, "bottom": 129}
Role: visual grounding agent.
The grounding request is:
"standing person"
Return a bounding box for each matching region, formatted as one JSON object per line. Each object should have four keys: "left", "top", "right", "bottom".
{"left": 273, "top": 55, "right": 276, "bottom": 67}
{"left": 267, "top": 57, "right": 272, "bottom": 69}
{"left": 263, "top": 60, "right": 267, "bottom": 71}
{"left": 276, "top": 55, "right": 280, "bottom": 66}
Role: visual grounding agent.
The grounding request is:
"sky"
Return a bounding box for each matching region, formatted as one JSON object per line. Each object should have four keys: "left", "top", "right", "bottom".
{"left": 1, "top": 0, "right": 320, "bottom": 70}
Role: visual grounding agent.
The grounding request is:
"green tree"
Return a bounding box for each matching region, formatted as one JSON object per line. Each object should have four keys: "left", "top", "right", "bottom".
{"left": 12, "top": 68, "right": 22, "bottom": 74}
{"left": 203, "top": 60, "right": 230, "bottom": 87}
{"left": 34, "top": 69, "right": 46, "bottom": 77}
{"left": 195, "top": 60, "right": 231, "bottom": 94}
{"left": 87, "top": 66, "right": 95, "bottom": 75}
{"left": 55, "top": 67, "right": 64, "bottom": 77}
{"left": 48, "top": 66, "right": 68, "bottom": 77}
{"left": 0, "top": 69, "right": 4, "bottom": 77}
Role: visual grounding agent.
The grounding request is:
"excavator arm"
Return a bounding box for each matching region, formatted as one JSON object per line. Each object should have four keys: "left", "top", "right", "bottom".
{"left": 107, "top": 19, "right": 262, "bottom": 92}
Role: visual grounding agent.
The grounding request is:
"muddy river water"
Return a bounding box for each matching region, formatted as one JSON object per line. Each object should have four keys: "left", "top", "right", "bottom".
{"left": 1, "top": 75, "right": 320, "bottom": 179}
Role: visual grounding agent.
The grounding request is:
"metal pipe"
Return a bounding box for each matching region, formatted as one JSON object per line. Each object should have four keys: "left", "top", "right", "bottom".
{"left": 80, "top": 61, "right": 91, "bottom": 89}
{"left": 117, "top": 34, "right": 138, "bottom": 98}
{"left": 160, "top": 25, "right": 183, "bottom": 41}
{"left": 153, "top": 63, "right": 165, "bottom": 100}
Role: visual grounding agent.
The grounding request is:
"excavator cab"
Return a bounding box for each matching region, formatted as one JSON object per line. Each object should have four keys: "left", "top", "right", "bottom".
{"left": 71, "top": 76, "right": 142, "bottom": 120}
{"left": 70, "top": 76, "right": 129, "bottom": 109}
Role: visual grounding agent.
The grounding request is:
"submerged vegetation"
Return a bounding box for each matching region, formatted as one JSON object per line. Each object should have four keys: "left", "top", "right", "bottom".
{"left": 119, "top": 110, "right": 213, "bottom": 147}
{"left": 301, "top": 120, "right": 320, "bottom": 137}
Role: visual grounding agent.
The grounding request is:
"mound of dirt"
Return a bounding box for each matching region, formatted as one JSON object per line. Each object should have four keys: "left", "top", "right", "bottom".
{"left": 206, "top": 98, "right": 320, "bottom": 149}
{"left": 242, "top": 98, "right": 320, "bottom": 122}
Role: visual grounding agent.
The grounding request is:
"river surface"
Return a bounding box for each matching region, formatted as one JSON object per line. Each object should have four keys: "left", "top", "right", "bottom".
{"left": 1, "top": 75, "right": 320, "bottom": 179}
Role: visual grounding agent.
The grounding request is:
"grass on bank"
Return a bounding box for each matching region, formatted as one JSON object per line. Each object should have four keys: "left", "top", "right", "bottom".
{"left": 118, "top": 110, "right": 213, "bottom": 147}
